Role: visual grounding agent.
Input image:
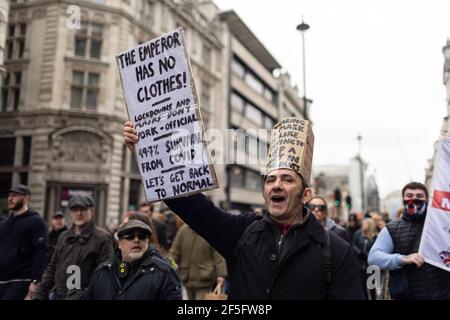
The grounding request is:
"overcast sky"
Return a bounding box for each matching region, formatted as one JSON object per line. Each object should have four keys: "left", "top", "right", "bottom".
{"left": 214, "top": 0, "right": 448, "bottom": 198}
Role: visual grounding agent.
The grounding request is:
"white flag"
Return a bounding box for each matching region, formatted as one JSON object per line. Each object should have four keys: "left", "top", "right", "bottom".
{"left": 419, "top": 137, "right": 450, "bottom": 272}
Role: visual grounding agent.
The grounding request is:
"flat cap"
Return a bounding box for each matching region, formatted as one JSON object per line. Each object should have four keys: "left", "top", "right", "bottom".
{"left": 68, "top": 194, "right": 95, "bottom": 209}
{"left": 5, "top": 184, "right": 31, "bottom": 196}
{"left": 117, "top": 219, "right": 152, "bottom": 238}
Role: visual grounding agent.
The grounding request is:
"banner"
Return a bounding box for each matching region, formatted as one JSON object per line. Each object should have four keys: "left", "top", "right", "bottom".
{"left": 419, "top": 137, "right": 450, "bottom": 271}
{"left": 117, "top": 28, "right": 218, "bottom": 202}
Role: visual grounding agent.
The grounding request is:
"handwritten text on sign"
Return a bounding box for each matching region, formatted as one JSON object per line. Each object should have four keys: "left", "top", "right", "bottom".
{"left": 117, "top": 28, "right": 218, "bottom": 202}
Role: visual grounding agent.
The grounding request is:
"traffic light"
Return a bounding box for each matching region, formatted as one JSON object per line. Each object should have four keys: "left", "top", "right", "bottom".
{"left": 345, "top": 195, "right": 352, "bottom": 210}
{"left": 334, "top": 188, "right": 341, "bottom": 207}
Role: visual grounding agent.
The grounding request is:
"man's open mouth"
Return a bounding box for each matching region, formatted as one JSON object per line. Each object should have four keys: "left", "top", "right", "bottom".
{"left": 271, "top": 195, "right": 286, "bottom": 204}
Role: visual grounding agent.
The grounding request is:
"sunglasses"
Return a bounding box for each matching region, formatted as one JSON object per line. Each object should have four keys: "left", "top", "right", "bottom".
{"left": 119, "top": 232, "right": 149, "bottom": 241}
{"left": 307, "top": 204, "right": 327, "bottom": 212}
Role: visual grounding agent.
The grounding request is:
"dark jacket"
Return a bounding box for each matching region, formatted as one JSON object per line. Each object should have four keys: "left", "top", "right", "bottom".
{"left": 352, "top": 229, "right": 376, "bottom": 271}
{"left": 0, "top": 210, "right": 48, "bottom": 281}
{"left": 83, "top": 246, "right": 182, "bottom": 300}
{"left": 165, "top": 194, "right": 364, "bottom": 300}
{"left": 48, "top": 226, "right": 67, "bottom": 261}
{"left": 152, "top": 219, "right": 169, "bottom": 251}
{"left": 35, "top": 221, "right": 114, "bottom": 300}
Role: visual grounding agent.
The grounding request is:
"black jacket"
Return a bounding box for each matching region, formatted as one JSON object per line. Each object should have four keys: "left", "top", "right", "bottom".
{"left": 48, "top": 226, "right": 67, "bottom": 261}
{"left": 83, "top": 246, "right": 182, "bottom": 300}
{"left": 165, "top": 194, "right": 364, "bottom": 300}
{"left": 0, "top": 210, "right": 48, "bottom": 281}
{"left": 35, "top": 221, "right": 114, "bottom": 300}
{"left": 153, "top": 219, "right": 169, "bottom": 250}
{"left": 352, "top": 229, "right": 376, "bottom": 272}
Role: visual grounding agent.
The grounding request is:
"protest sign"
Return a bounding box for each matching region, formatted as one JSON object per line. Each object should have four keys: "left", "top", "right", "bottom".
{"left": 117, "top": 28, "right": 218, "bottom": 202}
{"left": 266, "top": 118, "right": 314, "bottom": 184}
{"left": 419, "top": 137, "right": 450, "bottom": 271}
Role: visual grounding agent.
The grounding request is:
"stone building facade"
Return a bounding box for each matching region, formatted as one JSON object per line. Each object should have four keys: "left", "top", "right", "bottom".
{"left": 0, "top": 0, "right": 307, "bottom": 226}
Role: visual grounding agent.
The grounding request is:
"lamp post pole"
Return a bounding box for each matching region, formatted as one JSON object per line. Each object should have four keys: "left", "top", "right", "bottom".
{"left": 357, "top": 134, "right": 365, "bottom": 213}
{"left": 297, "top": 19, "right": 310, "bottom": 120}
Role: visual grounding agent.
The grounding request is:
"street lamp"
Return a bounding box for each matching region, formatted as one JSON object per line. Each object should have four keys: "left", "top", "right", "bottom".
{"left": 357, "top": 134, "right": 365, "bottom": 213}
{"left": 296, "top": 19, "right": 310, "bottom": 120}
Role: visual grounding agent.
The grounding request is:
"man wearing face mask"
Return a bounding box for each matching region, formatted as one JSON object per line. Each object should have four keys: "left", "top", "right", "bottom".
{"left": 368, "top": 182, "right": 450, "bottom": 299}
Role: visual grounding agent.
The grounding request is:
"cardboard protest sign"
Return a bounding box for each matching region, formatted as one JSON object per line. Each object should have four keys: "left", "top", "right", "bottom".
{"left": 117, "top": 28, "right": 218, "bottom": 202}
{"left": 419, "top": 137, "right": 450, "bottom": 271}
{"left": 266, "top": 118, "right": 314, "bottom": 184}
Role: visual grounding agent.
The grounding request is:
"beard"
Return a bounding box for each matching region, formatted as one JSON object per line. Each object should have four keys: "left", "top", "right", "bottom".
{"left": 9, "top": 198, "right": 24, "bottom": 211}
{"left": 124, "top": 250, "right": 145, "bottom": 263}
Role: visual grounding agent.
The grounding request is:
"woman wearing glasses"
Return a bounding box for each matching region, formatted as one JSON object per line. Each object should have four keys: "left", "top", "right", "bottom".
{"left": 307, "top": 196, "right": 349, "bottom": 242}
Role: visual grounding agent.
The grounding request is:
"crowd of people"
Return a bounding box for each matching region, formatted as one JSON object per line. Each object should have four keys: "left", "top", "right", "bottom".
{"left": 0, "top": 121, "right": 448, "bottom": 300}
{"left": 1, "top": 179, "right": 449, "bottom": 300}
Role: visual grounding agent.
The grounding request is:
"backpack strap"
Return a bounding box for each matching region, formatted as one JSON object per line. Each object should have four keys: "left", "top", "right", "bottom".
{"left": 321, "top": 228, "right": 332, "bottom": 285}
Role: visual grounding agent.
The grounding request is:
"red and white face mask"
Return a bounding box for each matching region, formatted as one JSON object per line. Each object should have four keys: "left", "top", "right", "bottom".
{"left": 403, "top": 199, "right": 427, "bottom": 219}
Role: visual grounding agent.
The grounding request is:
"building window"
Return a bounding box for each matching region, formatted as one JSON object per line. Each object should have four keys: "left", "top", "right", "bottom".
{"left": 203, "top": 45, "right": 212, "bottom": 69}
{"left": 130, "top": 154, "right": 140, "bottom": 175}
{"left": 245, "top": 134, "right": 259, "bottom": 158}
{"left": 128, "top": 179, "right": 141, "bottom": 211}
{"left": 263, "top": 87, "right": 274, "bottom": 103}
{"left": 231, "top": 90, "right": 274, "bottom": 129}
{"left": 19, "top": 172, "right": 28, "bottom": 185}
{"left": 71, "top": 71, "right": 100, "bottom": 110}
{"left": 139, "top": 0, "right": 154, "bottom": 23}
{"left": 121, "top": 144, "right": 128, "bottom": 171}
{"left": 201, "top": 82, "right": 211, "bottom": 113}
{"left": 232, "top": 56, "right": 277, "bottom": 104}
{"left": 245, "top": 103, "right": 263, "bottom": 126}
{"left": 231, "top": 58, "right": 245, "bottom": 78}
{"left": 74, "top": 21, "right": 103, "bottom": 59}
{"left": 245, "top": 72, "right": 264, "bottom": 95}
{"left": 22, "top": 136, "right": 31, "bottom": 166}
{"left": 230, "top": 166, "right": 244, "bottom": 188}
{"left": 245, "top": 169, "right": 263, "bottom": 190}
{"left": 231, "top": 92, "right": 244, "bottom": 113}
{"left": 0, "top": 137, "right": 15, "bottom": 166}
{"left": 5, "top": 23, "right": 26, "bottom": 60}
{"left": 230, "top": 165, "right": 263, "bottom": 191}
{"left": 1, "top": 72, "right": 22, "bottom": 111}
{"left": 0, "top": 172, "right": 13, "bottom": 215}
{"left": 263, "top": 116, "right": 274, "bottom": 129}
{"left": 1, "top": 73, "right": 9, "bottom": 111}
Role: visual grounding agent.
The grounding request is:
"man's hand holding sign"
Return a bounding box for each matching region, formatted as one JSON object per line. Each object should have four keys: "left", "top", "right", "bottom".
{"left": 118, "top": 28, "right": 218, "bottom": 202}
{"left": 121, "top": 29, "right": 363, "bottom": 300}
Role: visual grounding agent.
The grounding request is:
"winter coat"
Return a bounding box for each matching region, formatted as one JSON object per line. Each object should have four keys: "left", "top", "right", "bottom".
{"left": 170, "top": 225, "right": 227, "bottom": 288}
{"left": 83, "top": 246, "right": 182, "bottom": 300}
{"left": 35, "top": 221, "right": 114, "bottom": 300}
{"left": 351, "top": 229, "right": 376, "bottom": 271}
{"left": 47, "top": 226, "right": 67, "bottom": 261}
{"left": 0, "top": 210, "right": 48, "bottom": 281}
{"left": 165, "top": 193, "right": 364, "bottom": 300}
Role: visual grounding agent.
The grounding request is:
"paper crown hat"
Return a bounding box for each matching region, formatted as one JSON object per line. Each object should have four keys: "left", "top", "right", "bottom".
{"left": 265, "top": 118, "right": 314, "bottom": 184}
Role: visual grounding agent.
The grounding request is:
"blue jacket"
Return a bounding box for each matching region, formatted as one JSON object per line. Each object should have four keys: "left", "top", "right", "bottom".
{"left": 368, "top": 227, "right": 404, "bottom": 270}
{"left": 0, "top": 210, "right": 49, "bottom": 281}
